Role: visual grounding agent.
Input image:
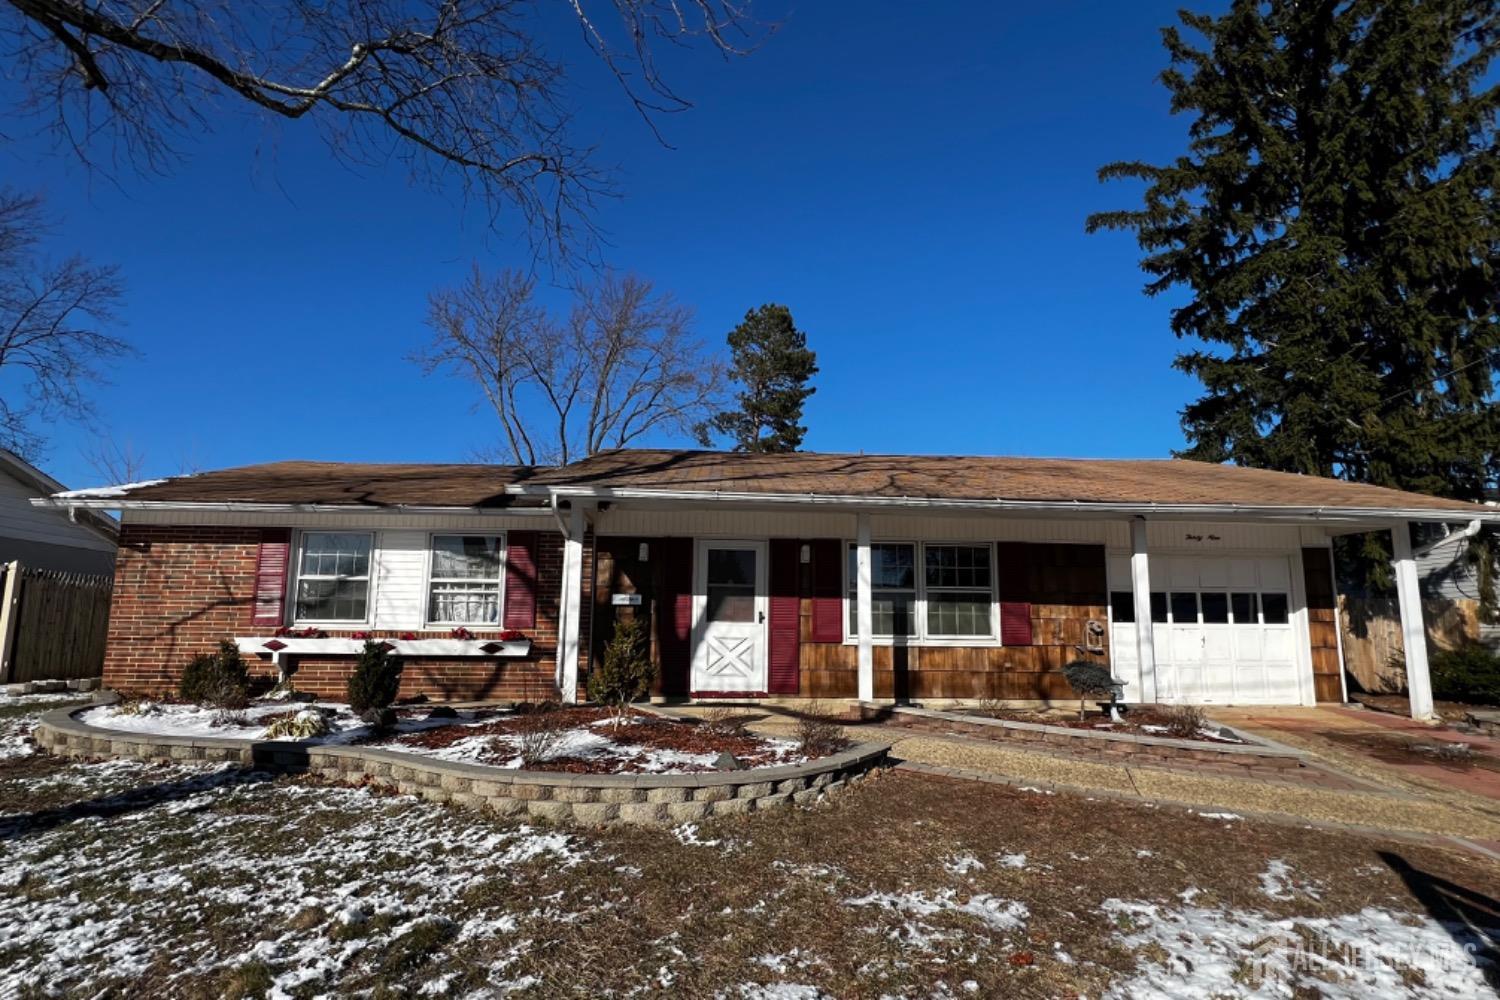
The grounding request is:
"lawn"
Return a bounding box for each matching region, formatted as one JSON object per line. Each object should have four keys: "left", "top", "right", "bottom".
{"left": 3, "top": 697, "right": 1499, "bottom": 998}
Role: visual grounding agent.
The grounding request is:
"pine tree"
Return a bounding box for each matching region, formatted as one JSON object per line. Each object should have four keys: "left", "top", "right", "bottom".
{"left": 1088, "top": 1, "right": 1500, "bottom": 501}
{"left": 710, "top": 304, "right": 819, "bottom": 453}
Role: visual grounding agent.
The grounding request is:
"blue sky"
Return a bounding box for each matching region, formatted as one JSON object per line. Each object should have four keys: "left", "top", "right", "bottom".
{"left": 2, "top": 1, "right": 1211, "bottom": 488}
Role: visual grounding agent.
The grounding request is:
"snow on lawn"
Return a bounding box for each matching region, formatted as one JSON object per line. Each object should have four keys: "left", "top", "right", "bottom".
{"left": 0, "top": 695, "right": 87, "bottom": 759}
{"left": 843, "top": 889, "right": 1029, "bottom": 950}
{"left": 76, "top": 700, "right": 485, "bottom": 743}
{"left": 1104, "top": 898, "right": 1495, "bottom": 999}
{"left": 0, "top": 764, "right": 594, "bottom": 998}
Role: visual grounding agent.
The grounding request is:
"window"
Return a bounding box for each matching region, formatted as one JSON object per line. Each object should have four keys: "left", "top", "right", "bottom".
{"left": 428, "top": 535, "right": 505, "bottom": 624}
{"left": 925, "top": 545, "right": 994, "bottom": 636}
{"left": 1231, "top": 592, "right": 1257, "bottom": 624}
{"left": 1170, "top": 592, "right": 1199, "bottom": 624}
{"left": 1260, "top": 592, "right": 1290, "bottom": 625}
{"left": 1200, "top": 592, "right": 1229, "bottom": 624}
{"left": 1150, "top": 592, "right": 1168, "bottom": 623}
{"left": 294, "top": 532, "right": 371, "bottom": 622}
{"left": 846, "top": 542, "right": 994, "bottom": 640}
{"left": 706, "top": 548, "right": 757, "bottom": 623}
{"left": 1110, "top": 591, "right": 1135, "bottom": 624}
{"left": 848, "top": 543, "right": 917, "bottom": 637}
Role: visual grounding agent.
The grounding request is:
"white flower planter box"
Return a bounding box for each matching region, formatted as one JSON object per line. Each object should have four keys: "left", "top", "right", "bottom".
{"left": 234, "top": 637, "right": 533, "bottom": 658}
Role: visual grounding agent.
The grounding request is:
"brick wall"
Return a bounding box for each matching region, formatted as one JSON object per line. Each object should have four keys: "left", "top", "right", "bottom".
{"left": 103, "top": 523, "right": 566, "bottom": 701}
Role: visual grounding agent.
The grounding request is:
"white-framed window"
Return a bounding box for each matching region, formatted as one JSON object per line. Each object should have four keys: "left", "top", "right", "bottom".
{"left": 426, "top": 534, "right": 506, "bottom": 625}
{"left": 845, "top": 541, "right": 997, "bottom": 643}
{"left": 293, "top": 531, "right": 373, "bottom": 623}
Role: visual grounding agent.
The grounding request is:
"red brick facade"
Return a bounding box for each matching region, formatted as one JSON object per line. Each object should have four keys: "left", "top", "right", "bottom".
{"left": 103, "top": 523, "right": 566, "bottom": 701}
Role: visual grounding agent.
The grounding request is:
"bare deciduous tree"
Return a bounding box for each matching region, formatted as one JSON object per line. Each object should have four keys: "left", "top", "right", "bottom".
{"left": 3, "top": 0, "right": 759, "bottom": 256}
{"left": 83, "top": 434, "right": 148, "bottom": 484}
{"left": 418, "top": 267, "right": 723, "bottom": 464}
{"left": 0, "top": 190, "right": 130, "bottom": 459}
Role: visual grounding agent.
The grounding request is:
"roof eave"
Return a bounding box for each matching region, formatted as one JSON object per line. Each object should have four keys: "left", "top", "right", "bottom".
{"left": 511, "top": 484, "right": 1496, "bottom": 523}
{"left": 31, "top": 498, "right": 553, "bottom": 516}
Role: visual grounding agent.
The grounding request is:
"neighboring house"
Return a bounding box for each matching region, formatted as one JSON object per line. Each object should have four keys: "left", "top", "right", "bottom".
{"left": 0, "top": 450, "right": 116, "bottom": 574}
{"left": 38, "top": 450, "right": 1498, "bottom": 720}
{"left": 1413, "top": 518, "right": 1500, "bottom": 648}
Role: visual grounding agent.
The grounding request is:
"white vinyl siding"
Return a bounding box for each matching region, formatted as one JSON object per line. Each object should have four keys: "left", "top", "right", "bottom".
{"left": 373, "top": 530, "right": 428, "bottom": 629}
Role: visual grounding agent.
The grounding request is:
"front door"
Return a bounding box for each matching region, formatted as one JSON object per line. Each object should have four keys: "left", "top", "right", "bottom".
{"left": 691, "top": 540, "right": 768, "bottom": 694}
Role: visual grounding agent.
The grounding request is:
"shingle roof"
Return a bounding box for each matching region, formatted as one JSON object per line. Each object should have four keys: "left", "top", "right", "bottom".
{"left": 47, "top": 450, "right": 1494, "bottom": 517}
{"left": 60, "top": 461, "right": 542, "bottom": 508}
{"left": 525, "top": 449, "right": 1493, "bottom": 516}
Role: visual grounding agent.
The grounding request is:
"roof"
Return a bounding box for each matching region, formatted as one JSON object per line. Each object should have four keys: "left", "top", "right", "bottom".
{"left": 39, "top": 449, "right": 1495, "bottom": 519}
{"left": 52, "top": 461, "right": 543, "bottom": 509}
{"left": 522, "top": 449, "right": 1494, "bottom": 517}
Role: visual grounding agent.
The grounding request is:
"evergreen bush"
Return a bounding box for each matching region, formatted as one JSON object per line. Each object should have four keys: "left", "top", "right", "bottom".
{"left": 1430, "top": 645, "right": 1500, "bottom": 706}
{"left": 179, "top": 640, "right": 250, "bottom": 709}
{"left": 587, "top": 616, "right": 656, "bottom": 726}
{"left": 347, "top": 641, "right": 403, "bottom": 719}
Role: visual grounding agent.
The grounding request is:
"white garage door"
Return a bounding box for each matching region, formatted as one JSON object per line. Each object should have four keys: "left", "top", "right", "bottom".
{"left": 1109, "top": 555, "right": 1302, "bottom": 705}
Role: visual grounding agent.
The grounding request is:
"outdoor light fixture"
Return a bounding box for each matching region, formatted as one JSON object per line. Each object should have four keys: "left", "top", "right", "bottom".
{"left": 639, "top": 542, "right": 650, "bottom": 561}
{"left": 800, "top": 543, "right": 811, "bottom": 564}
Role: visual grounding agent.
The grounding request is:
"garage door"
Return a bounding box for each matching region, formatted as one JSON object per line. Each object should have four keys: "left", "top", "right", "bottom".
{"left": 1109, "top": 555, "right": 1302, "bottom": 705}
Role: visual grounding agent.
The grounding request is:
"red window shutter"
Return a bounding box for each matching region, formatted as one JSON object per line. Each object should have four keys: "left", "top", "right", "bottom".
{"left": 809, "top": 539, "right": 845, "bottom": 643}
{"left": 996, "top": 542, "right": 1033, "bottom": 645}
{"left": 503, "top": 531, "right": 539, "bottom": 629}
{"left": 655, "top": 537, "right": 693, "bottom": 696}
{"left": 250, "top": 528, "right": 291, "bottom": 628}
{"left": 1000, "top": 601, "right": 1033, "bottom": 645}
{"left": 768, "top": 539, "right": 802, "bottom": 695}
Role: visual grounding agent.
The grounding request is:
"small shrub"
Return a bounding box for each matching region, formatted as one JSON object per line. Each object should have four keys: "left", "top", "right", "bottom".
{"left": 795, "top": 703, "right": 851, "bottom": 757}
{"left": 587, "top": 616, "right": 657, "bottom": 727}
{"left": 263, "top": 708, "right": 333, "bottom": 740}
{"left": 115, "top": 698, "right": 160, "bottom": 717}
{"left": 700, "top": 706, "right": 747, "bottom": 736}
{"left": 513, "top": 711, "right": 568, "bottom": 767}
{"left": 1430, "top": 644, "right": 1500, "bottom": 706}
{"left": 1159, "top": 704, "right": 1207, "bottom": 739}
{"left": 219, "top": 960, "right": 274, "bottom": 999}
{"left": 179, "top": 640, "right": 250, "bottom": 710}
{"left": 1061, "top": 660, "right": 1119, "bottom": 720}
{"left": 347, "top": 641, "right": 403, "bottom": 718}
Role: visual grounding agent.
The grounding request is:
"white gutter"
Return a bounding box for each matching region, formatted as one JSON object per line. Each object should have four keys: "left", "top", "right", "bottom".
{"left": 505, "top": 484, "right": 1500, "bottom": 524}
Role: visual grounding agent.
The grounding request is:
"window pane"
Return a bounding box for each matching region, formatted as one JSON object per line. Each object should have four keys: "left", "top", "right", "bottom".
{"left": 708, "top": 548, "right": 757, "bottom": 587}
{"left": 707, "top": 586, "right": 756, "bottom": 622}
{"left": 300, "top": 532, "right": 370, "bottom": 578}
{"left": 1231, "top": 592, "right": 1257, "bottom": 624}
{"left": 1201, "top": 592, "right": 1229, "bottom": 624}
{"left": 927, "top": 593, "right": 992, "bottom": 636}
{"left": 925, "top": 545, "right": 991, "bottom": 590}
{"left": 1110, "top": 591, "right": 1135, "bottom": 624}
{"left": 432, "top": 535, "right": 502, "bottom": 579}
{"left": 429, "top": 581, "right": 501, "bottom": 623}
{"left": 848, "top": 592, "right": 916, "bottom": 637}
{"left": 295, "top": 578, "right": 368, "bottom": 621}
{"left": 1261, "top": 592, "right": 1290, "bottom": 625}
{"left": 1170, "top": 592, "right": 1198, "bottom": 624}
{"left": 1150, "top": 592, "right": 1168, "bottom": 623}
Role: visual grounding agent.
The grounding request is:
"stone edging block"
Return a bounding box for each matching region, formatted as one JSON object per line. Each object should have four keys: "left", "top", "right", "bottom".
{"left": 32, "top": 694, "right": 889, "bottom": 827}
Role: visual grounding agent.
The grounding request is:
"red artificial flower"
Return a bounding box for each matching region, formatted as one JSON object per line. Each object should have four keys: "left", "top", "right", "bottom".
{"left": 449, "top": 626, "right": 475, "bottom": 640}
{"left": 498, "top": 630, "right": 526, "bottom": 642}
{"left": 350, "top": 630, "right": 370, "bottom": 640}
{"left": 399, "top": 632, "right": 417, "bottom": 641}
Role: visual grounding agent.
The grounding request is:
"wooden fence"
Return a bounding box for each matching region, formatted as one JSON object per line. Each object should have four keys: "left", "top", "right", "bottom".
{"left": 1338, "top": 595, "right": 1480, "bottom": 695}
{"left": 0, "top": 561, "right": 113, "bottom": 684}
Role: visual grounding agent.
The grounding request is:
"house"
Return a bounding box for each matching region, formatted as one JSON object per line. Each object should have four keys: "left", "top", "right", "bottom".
{"left": 0, "top": 450, "right": 116, "bottom": 574}
{"left": 36, "top": 449, "right": 1499, "bottom": 720}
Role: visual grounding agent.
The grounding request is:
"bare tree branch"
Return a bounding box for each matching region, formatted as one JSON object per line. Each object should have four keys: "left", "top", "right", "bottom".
{"left": 0, "top": 189, "right": 131, "bottom": 459}
{"left": 83, "top": 433, "right": 148, "bottom": 483}
{"left": 2, "top": 0, "right": 763, "bottom": 258}
{"left": 414, "top": 266, "right": 723, "bottom": 464}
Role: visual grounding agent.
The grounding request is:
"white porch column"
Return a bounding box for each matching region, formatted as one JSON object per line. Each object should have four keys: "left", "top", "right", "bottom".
{"left": 855, "top": 512, "right": 874, "bottom": 703}
{"left": 557, "top": 504, "right": 585, "bottom": 704}
{"left": 1391, "top": 521, "right": 1434, "bottom": 721}
{"left": 1129, "top": 518, "right": 1159, "bottom": 703}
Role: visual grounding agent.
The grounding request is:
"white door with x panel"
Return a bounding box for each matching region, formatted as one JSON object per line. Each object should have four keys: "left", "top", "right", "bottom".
{"left": 691, "top": 540, "right": 768, "bottom": 694}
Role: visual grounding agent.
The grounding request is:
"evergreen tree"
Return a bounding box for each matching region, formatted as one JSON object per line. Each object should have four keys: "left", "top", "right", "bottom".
{"left": 710, "top": 304, "right": 819, "bottom": 452}
{"left": 1088, "top": 0, "right": 1500, "bottom": 501}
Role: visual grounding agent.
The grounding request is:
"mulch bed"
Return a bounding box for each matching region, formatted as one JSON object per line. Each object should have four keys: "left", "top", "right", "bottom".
{"left": 956, "top": 706, "right": 1247, "bottom": 745}
{"left": 391, "top": 707, "right": 802, "bottom": 773}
